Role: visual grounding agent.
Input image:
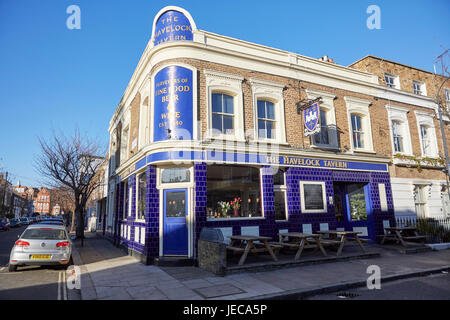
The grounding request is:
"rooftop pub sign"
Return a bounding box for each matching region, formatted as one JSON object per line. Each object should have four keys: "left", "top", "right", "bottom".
{"left": 153, "top": 65, "right": 194, "bottom": 142}
{"left": 153, "top": 9, "right": 193, "bottom": 46}
{"left": 303, "top": 102, "right": 321, "bottom": 137}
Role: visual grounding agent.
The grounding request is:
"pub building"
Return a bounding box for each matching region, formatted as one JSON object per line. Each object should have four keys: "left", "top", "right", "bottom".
{"left": 106, "top": 6, "right": 397, "bottom": 264}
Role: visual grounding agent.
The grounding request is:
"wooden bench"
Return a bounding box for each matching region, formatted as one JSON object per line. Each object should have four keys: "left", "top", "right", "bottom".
{"left": 403, "top": 236, "right": 426, "bottom": 242}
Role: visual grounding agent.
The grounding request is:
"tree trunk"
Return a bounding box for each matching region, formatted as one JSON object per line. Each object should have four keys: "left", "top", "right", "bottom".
{"left": 70, "top": 211, "right": 76, "bottom": 233}
{"left": 75, "top": 208, "right": 85, "bottom": 247}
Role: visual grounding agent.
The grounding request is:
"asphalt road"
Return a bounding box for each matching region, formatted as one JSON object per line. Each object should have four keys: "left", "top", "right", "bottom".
{"left": 0, "top": 225, "right": 79, "bottom": 300}
{"left": 307, "top": 272, "right": 450, "bottom": 300}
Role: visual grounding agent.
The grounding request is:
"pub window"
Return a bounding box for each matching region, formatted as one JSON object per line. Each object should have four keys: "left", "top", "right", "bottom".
{"left": 206, "top": 165, "right": 262, "bottom": 219}
{"left": 257, "top": 100, "right": 276, "bottom": 139}
{"left": 300, "top": 181, "right": 327, "bottom": 213}
{"left": 211, "top": 93, "right": 234, "bottom": 135}
{"left": 161, "top": 167, "right": 190, "bottom": 184}
{"left": 137, "top": 172, "right": 146, "bottom": 220}
{"left": 273, "top": 168, "right": 287, "bottom": 221}
{"left": 122, "top": 180, "right": 128, "bottom": 220}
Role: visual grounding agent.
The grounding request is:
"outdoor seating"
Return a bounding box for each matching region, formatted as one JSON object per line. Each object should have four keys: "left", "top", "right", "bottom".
{"left": 277, "top": 232, "right": 328, "bottom": 260}
{"left": 226, "top": 235, "right": 279, "bottom": 266}
{"left": 316, "top": 230, "right": 366, "bottom": 256}
{"left": 381, "top": 227, "right": 426, "bottom": 247}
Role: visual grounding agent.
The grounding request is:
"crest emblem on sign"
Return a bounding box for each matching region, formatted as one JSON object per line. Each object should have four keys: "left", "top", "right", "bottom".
{"left": 303, "top": 103, "right": 321, "bottom": 136}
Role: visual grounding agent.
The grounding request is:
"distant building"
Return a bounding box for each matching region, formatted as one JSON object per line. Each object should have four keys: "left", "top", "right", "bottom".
{"left": 34, "top": 187, "right": 51, "bottom": 215}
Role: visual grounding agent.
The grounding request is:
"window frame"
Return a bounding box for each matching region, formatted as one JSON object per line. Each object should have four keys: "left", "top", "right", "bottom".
{"left": 415, "top": 110, "right": 439, "bottom": 158}
{"left": 306, "top": 89, "right": 338, "bottom": 150}
{"left": 345, "top": 96, "right": 374, "bottom": 153}
{"left": 386, "top": 105, "right": 413, "bottom": 156}
{"left": 204, "top": 70, "right": 245, "bottom": 141}
{"left": 273, "top": 168, "right": 288, "bottom": 221}
{"left": 299, "top": 181, "right": 327, "bottom": 214}
{"left": 384, "top": 73, "right": 400, "bottom": 89}
{"left": 211, "top": 92, "right": 236, "bottom": 136}
{"left": 135, "top": 170, "right": 147, "bottom": 222}
{"left": 122, "top": 180, "right": 128, "bottom": 221}
{"left": 205, "top": 164, "right": 265, "bottom": 221}
{"left": 413, "top": 80, "right": 426, "bottom": 96}
{"left": 250, "top": 78, "right": 286, "bottom": 144}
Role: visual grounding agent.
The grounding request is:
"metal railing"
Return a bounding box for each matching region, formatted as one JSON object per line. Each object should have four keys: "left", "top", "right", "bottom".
{"left": 395, "top": 216, "right": 450, "bottom": 243}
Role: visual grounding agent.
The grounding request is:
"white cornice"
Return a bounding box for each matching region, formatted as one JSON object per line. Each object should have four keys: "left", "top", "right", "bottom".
{"left": 204, "top": 69, "right": 244, "bottom": 82}
{"left": 305, "top": 88, "right": 336, "bottom": 99}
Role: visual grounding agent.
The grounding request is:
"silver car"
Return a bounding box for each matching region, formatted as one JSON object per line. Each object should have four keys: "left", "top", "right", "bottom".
{"left": 9, "top": 224, "right": 73, "bottom": 272}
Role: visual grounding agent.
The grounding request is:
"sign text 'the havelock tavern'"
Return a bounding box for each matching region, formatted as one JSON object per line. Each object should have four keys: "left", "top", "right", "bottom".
{"left": 266, "top": 155, "right": 348, "bottom": 169}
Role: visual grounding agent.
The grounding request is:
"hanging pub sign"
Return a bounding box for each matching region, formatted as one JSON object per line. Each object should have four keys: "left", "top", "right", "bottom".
{"left": 303, "top": 102, "right": 321, "bottom": 137}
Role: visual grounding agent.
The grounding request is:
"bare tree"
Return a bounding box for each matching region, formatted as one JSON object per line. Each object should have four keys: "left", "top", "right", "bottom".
{"left": 34, "top": 129, "right": 105, "bottom": 245}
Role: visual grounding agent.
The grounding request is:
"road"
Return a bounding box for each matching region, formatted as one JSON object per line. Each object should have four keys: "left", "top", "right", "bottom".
{"left": 0, "top": 225, "right": 79, "bottom": 300}
{"left": 307, "top": 272, "right": 450, "bottom": 300}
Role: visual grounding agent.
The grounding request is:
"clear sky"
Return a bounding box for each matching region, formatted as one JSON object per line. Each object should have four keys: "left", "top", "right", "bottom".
{"left": 0, "top": 0, "right": 449, "bottom": 187}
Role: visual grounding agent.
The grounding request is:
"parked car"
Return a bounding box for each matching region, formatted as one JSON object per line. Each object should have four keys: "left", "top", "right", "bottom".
{"left": 19, "top": 217, "right": 30, "bottom": 225}
{"left": 9, "top": 224, "right": 73, "bottom": 272}
{"left": 9, "top": 219, "right": 21, "bottom": 228}
{"left": 0, "top": 218, "right": 10, "bottom": 231}
{"left": 39, "top": 219, "right": 65, "bottom": 226}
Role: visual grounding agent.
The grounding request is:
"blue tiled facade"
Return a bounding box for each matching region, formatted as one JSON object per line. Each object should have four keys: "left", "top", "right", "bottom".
{"left": 112, "top": 161, "right": 395, "bottom": 263}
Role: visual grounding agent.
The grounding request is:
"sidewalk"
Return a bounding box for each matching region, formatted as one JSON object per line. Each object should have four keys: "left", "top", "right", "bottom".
{"left": 71, "top": 232, "right": 450, "bottom": 300}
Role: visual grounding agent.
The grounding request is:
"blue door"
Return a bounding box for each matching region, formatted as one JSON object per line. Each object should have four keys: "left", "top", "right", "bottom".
{"left": 163, "top": 189, "right": 188, "bottom": 256}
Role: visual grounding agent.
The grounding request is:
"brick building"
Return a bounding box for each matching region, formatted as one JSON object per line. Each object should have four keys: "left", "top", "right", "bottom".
{"left": 350, "top": 56, "right": 450, "bottom": 219}
{"left": 34, "top": 187, "right": 51, "bottom": 215}
{"left": 104, "top": 6, "right": 449, "bottom": 264}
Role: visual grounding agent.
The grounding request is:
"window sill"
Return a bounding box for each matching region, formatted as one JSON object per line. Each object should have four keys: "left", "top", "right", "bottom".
{"left": 351, "top": 149, "right": 376, "bottom": 155}
{"left": 310, "top": 144, "right": 340, "bottom": 151}
{"left": 275, "top": 219, "right": 288, "bottom": 223}
{"left": 206, "top": 217, "right": 265, "bottom": 222}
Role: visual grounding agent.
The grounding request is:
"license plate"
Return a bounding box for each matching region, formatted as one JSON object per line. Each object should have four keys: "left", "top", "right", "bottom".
{"left": 31, "top": 255, "right": 51, "bottom": 260}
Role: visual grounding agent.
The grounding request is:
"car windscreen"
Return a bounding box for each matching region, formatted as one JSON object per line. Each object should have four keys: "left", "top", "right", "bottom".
{"left": 21, "top": 228, "right": 67, "bottom": 240}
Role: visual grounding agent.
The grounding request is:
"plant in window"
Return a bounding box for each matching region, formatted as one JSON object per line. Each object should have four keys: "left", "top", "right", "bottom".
{"left": 217, "top": 201, "right": 231, "bottom": 218}
{"left": 230, "top": 197, "right": 242, "bottom": 217}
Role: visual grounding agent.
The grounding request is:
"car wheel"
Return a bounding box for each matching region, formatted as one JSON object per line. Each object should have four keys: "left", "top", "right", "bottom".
{"left": 8, "top": 264, "right": 17, "bottom": 272}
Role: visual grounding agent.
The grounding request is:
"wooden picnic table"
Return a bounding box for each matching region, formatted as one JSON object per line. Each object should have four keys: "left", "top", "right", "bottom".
{"left": 316, "top": 230, "right": 366, "bottom": 256}
{"left": 381, "top": 227, "right": 426, "bottom": 247}
{"left": 227, "top": 235, "right": 279, "bottom": 266}
{"left": 278, "top": 232, "right": 327, "bottom": 260}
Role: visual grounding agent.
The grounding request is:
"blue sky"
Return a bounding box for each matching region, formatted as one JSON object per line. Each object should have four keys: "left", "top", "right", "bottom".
{"left": 0, "top": 0, "right": 449, "bottom": 187}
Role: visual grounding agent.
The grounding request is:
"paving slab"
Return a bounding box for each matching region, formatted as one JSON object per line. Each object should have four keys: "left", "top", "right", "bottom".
{"left": 72, "top": 232, "right": 450, "bottom": 300}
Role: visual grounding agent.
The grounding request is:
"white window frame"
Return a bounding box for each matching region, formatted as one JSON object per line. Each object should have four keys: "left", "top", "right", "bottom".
{"left": 386, "top": 105, "right": 413, "bottom": 156}
{"left": 120, "top": 125, "right": 129, "bottom": 164}
{"left": 274, "top": 171, "right": 288, "bottom": 221}
{"left": 445, "top": 88, "right": 450, "bottom": 111}
{"left": 384, "top": 73, "right": 400, "bottom": 89}
{"left": 412, "top": 80, "right": 426, "bottom": 96}
{"left": 299, "top": 181, "right": 327, "bottom": 214}
{"left": 122, "top": 180, "right": 128, "bottom": 221}
{"left": 250, "top": 78, "right": 286, "bottom": 144}
{"left": 204, "top": 70, "right": 245, "bottom": 141}
{"left": 344, "top": 96, "right": 374, "bottom": 153}
{"left": 138, "top": 77, "right": 151, "bottom": 150}
{"left": 415, "top": 111, "right": 439, "bottom": 158}
{"left": 128, "top": 185, "right": 133, "bottom": 217}
{"left": 306, "top": 89, "right": 338, "bottom": 149}
{"left": 135, "top": 170, "right": 147, "bottom": 222}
